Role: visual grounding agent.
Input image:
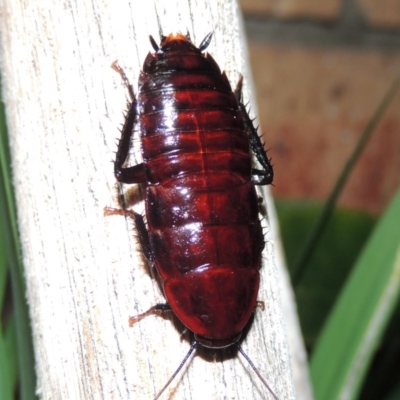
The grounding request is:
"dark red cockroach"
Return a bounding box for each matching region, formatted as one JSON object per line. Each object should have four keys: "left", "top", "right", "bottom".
{"left": 106, "top": 32, "right": 276, "bottom": 399}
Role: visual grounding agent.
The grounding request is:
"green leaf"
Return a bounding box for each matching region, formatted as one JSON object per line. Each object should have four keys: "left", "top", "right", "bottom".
{"left": 310, "top": 188, "right": 400, "bottom": 400}
{"left": 291, "top": 73, "right": 400, "bottom": 286}
{"left": 0, "top": 317, "right": 18, "bottom": 400}
{"left": 1, "top": 80, "right": 37, "bottom": 400}
{"left": 386, "top": 382, "right": 400, "bottom": 400}
{"left": 276, "top": 200, "right": 376, "bottom": 347}
{"left": 0, "top": 333, "right": 13, "bottom": 400}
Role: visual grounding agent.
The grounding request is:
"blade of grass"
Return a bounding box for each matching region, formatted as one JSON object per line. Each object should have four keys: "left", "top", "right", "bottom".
{"left": 0, "top": 83, "right": 15, "bottom": 400}
{"left": 310, "top": 188, "right": 400, "bottom": 400}
{"left": 0, "top": 334, "right": 14, "bottom": 400}
{"left": 291, "top": 73, "right": 400, "bottom": 286}
{"left": 386, "top": 382, "right": 400, "bottom": 400}
{"left": 5, "top": 316, "right": 18, "bottom": 393}
{"left": 0, "top": 84, "right": 37, "bottom": 400}
{"left": 0, "top": 212, "right": 15, "bottom": 400}
{"left": 0, "top": 314, "right": 18, "bottom": 400}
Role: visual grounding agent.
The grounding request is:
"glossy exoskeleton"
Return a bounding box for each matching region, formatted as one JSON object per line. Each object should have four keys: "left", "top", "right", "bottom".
{"left": 108, "top": 32, "right": 276, "bottom": 399}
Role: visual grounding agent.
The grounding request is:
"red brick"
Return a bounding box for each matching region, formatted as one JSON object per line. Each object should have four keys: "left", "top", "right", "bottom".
{"left": 358, "top": 0, "right": 400, "bottom": 29}
{"left": 249, "top": 43, "right": 400, "bottom": 213}
{"left": 241, "top": 0, "right": 342, "bottom": 20}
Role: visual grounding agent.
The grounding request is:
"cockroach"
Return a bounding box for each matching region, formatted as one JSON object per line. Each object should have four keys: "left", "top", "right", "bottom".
{"left": 106, "top": 32, "right": 276, "bottom": 399}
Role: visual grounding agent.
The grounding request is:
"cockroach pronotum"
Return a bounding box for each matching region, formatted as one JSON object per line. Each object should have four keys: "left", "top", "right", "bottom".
{"left": 105, "top": 32, "right": 277, "bottom": 399}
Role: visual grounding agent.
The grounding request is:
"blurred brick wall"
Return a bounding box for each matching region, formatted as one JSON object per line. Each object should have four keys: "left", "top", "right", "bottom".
{"left": 241, "top": 0, "right": 400, "bottom": 214}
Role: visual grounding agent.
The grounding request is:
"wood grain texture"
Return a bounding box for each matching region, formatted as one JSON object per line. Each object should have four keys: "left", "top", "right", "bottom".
{"left": 0, "top": 0, "right": 300, "bottom": 399}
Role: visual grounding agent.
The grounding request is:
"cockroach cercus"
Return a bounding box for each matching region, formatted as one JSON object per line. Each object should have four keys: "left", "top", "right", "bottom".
{"left": 105, "top": 32, "right": 277, "bottom": 399}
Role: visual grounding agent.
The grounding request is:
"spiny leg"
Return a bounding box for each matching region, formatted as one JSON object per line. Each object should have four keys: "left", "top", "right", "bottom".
{"left": 235, "top": 77, "right": 274, "bottom": 186}
{"left": 110, "top": 61, "right": 173, "bottom": 344}
{"left": 104, "top": 207, "right": 152, "bottom": 262}
{"left": 104, "top": 207, "right": 171, "bottom": 326}
{"left": 129, "top": 303, "right": 172, "bottom": 326}
{"left": 111, "top": 61, "right": 135, "bottom": 100}
{"left": 111, "top": 61, "right": 146, "bottom": 184}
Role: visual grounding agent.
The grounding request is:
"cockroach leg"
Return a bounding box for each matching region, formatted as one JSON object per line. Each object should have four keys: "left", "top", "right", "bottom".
{"left": 104, "top": 206, "right": 132, "bottom": 217}
{"left": 251, "top": 168, "right": 274, "bottom": 186}
{"left": 111, "top": 61, "right": 134, "bottom": 100}
{"left": 234, "top": 75, "right": 244, "bottom": 101}
{"left": 235, "top": 77, "right": 274, "bottom": 186}
{"left": 104, "top": 207, "right": 153, "bottom": 262}
{"left": 257, "top": 195, "right": 268, "bottom": 217}
{"left": 129, "top": 303, "right": 172, "bottom": 326}
{"left": 256, "top": 301, "right": 265, "bottom": 311}
{"left": 113, "top": 98, "right": 146, "bottom": 184}
{"left": 112, "top": 62, "right": 146, "bottom": 184}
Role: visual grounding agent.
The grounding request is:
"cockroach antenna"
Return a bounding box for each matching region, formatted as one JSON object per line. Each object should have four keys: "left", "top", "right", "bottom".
{"left": 153, "top": 4, "right": 165, "bottom": 45}
{"left": 198, "top": 31, "right": 213, "bottom": 52}
{"left": 153, "top": 341, "right": 198, "bottom": 400}
{"left": 238, "top": 345, "right": 279, "bottom": 400}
